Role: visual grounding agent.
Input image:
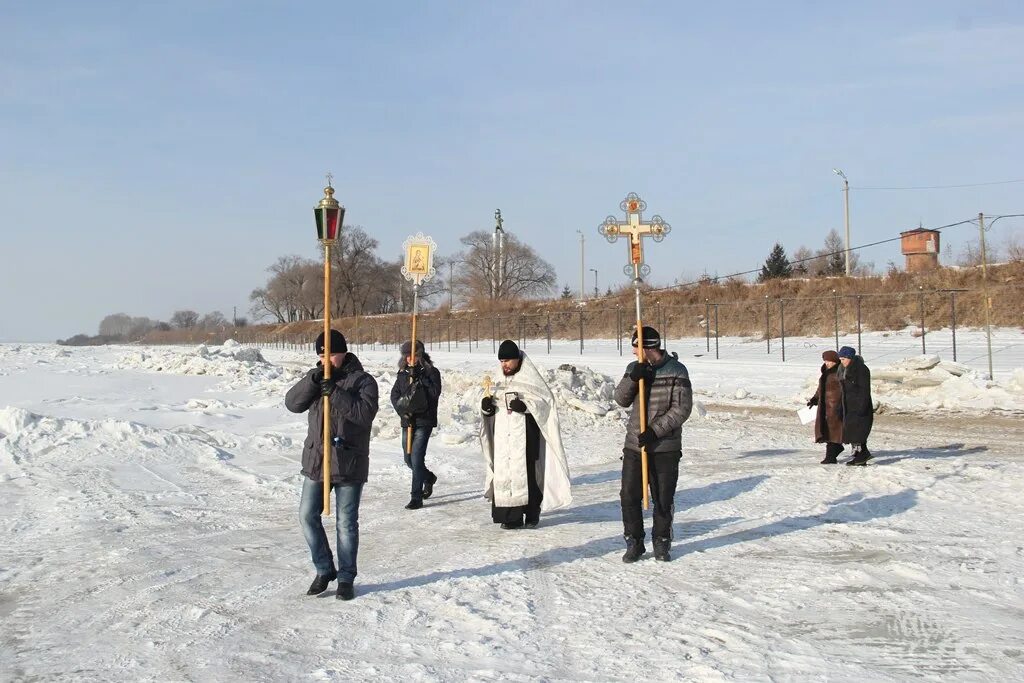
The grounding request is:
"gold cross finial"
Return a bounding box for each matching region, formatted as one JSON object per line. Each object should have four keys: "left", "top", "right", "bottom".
{"left": 482, "top": 374, "right": 493, "bottom": 397}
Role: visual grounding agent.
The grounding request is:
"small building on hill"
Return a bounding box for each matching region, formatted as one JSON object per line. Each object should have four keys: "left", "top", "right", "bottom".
{"left": 900, "top": 227, "right": 941, "bottom": 272}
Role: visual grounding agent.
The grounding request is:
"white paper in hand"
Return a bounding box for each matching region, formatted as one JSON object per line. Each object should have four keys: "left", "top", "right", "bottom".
{"left": 797, "top": 405, "right": 817, "bottom": 425}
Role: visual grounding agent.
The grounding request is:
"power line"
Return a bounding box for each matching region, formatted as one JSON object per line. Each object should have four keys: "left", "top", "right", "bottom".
{"left": 852, "top": 179, "right": 1024, "bottom": 191}
{"left": 650, "top": 215, "right": 1013, "bottom": 294}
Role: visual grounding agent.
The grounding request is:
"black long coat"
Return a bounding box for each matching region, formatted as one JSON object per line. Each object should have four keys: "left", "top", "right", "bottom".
{"left": 839, "top": 355, "right": 873, "bottom": 444}
{"left": 812, "top": 363, "right": 843, "bottom": 444}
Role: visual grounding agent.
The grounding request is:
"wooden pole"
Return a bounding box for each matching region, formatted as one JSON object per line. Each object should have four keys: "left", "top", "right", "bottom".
{"left": 633, "top": 281, "right": 650, "bottom": 510}
{"left": 407, "top": 283, "right": 419, "bottom": 454}
{"left": 321, "top": 243, "right": 332, "bottom": 516}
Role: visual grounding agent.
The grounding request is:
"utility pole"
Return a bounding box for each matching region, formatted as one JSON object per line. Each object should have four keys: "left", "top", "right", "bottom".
{"left": 979, "top": 212, "right": 994, "bottom": 379}
{"left": 589, "top": 268, "right": 598, "bottom": 298}
{"left": 448, "top": 261, "right": 454, "bottom": 310}
{"left": 834, "top": 169, "right": 851, "bottom": 275}
{"left": 576, "top": 229, "right": 585, "bottom": 303}
{"left": 492, "top": 209, "right": 505, "bottom": 300}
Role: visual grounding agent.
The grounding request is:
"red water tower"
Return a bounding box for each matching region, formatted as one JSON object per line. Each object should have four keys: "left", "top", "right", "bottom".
{"left": 900, "top": 227, "right": 940, "bottom": 272}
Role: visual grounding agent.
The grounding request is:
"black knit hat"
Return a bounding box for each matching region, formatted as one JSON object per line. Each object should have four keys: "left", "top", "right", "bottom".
{"left": 400, "top": 339, "right": 425, "bottom": 356}
{"left": 315, "top": 329, "right": 347, "bottom": 355}
{"left": 630, "top": 325, "right": 661, "bottom": 349}
{"left": 497, "top": 339, "right": 520, "bottom": 360}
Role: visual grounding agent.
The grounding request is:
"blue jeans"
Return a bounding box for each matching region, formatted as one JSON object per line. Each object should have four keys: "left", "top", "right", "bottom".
{"left": 299, "top": 477, "right": 363, "bottom": 583}
{"left": 402, "top": 426, "right": 433, "bottom": 501}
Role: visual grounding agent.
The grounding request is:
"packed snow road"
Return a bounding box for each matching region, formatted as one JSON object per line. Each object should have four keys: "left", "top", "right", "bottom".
{"left": 1, "top": 341, "right": 1022, "bottom": 681}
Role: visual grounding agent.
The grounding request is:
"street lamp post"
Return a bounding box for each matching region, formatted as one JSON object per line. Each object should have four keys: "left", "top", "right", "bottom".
{"left": 576, "top": 230, "right": 585, "bottom": 303}
{"left": 312, "top": 176, "right": 344, "bottom": 516}
{"left": 833, "top": 168, "right": 851, "bottom": 276}
{"left": 589, "top": 268, "right": 598, "bottom": 298}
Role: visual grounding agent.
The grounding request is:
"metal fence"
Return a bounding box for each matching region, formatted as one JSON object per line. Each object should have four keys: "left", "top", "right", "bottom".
{"left": 218, "top": 284, "right": 1021, "bottom": 377}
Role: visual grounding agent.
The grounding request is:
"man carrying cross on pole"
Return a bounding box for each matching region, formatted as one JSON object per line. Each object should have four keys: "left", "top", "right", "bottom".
{"left": 600, "top": 193, "right": 693, "bottom": 563}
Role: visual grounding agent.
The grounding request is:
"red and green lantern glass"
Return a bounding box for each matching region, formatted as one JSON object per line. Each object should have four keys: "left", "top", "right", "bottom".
{"left": 314, "top": 185, "right": 345, "bottom": 242}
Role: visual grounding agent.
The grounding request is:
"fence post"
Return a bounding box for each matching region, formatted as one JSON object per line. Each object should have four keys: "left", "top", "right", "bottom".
{"left": 492, "top": 317, "right": 496, "bottom": 354}
{"left": 919, "top": 286, "right": 926, "bottom": 354}
{"left": 765, "top": 295, "right": 770, "bottom": 354}
{"left": 780, "top": 299, "right": 786, "bottom": 362}
{"left": 578, "top": 309, "right": 584, "bottom": 355}
{"left": 714, "top": 304, "right": 720, "bottom": 360}
{"left": 833, "top": 289, "right": 839, "bottom": 351}
{"left": 950, "top": 291, "right": 958, "bottom": 362}
{"left": 856, "top": 295, "right": 862, "bottom": 355}
{"left": 617, "top": 305, "right": 623, "bottom": 355}
{"left": 546, "top": 313, "right": 552, "bottom": 354}
{"left": 705, "top": 299, "right": 711, "bottom": 352}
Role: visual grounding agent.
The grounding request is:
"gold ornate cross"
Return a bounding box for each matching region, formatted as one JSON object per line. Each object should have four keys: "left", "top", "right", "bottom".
{"left": 598, "top": 193, "right": 672, "bottom": 278}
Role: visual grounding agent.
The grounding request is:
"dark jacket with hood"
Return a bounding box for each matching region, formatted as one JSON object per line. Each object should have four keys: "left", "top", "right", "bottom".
{"left": 390, "top": 354, "right": 442, "bottom": 428}
{"left": 839, "top": 355, "right": 873, "bottom": 444}
{"left": 614, "top": 351, "right": 693, "bottom": 454}
{"left": 285, "top": 353, "right": 379, "bottom": 483}
{"left": 811, "top": 363, "right": 844, "bottom": 444}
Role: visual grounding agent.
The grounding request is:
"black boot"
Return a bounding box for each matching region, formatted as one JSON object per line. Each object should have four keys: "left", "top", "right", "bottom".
{"left": 500, "top": 520, "right": 524, "bottom": 530}
{"left": 405, "top": 499, "right": 423, "bottom": 510}
{"left": 653, "top": 537, "right": 671, "bottom": 562}
{"left": 821, "top": 444, "right": 843, "bottom": 464}
{"left": 422, "top": 472, "right": 437, "bottom": 499}
{"left": 622, "top": 536, "right": 647, "bottom": 563}
{"left": 306, "top": 570, "right": 337, "bottom": 595}
{"left": 336, "top": 582, "right": 354, "bottom": 601}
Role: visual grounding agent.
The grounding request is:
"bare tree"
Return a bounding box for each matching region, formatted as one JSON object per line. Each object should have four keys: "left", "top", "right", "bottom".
{"left": 98, "top": 313, "right": 134, "bottom": 337}
{"left": 1003, "top": 232, "right": 1023, "bottom": 263}
{"left": 454, "top": 230, "right": 556, "bottom": 302}
{"left": 791, "top": 246, "right": 814, "bottom": 276}
{"left": 199, "top": 311, "right": 228, "bottom": 329}
{"left": 329, "top": 226, "right": 388, "bottom": 317}
{"left": 170, "top": 310, "right": 200, "bottom": 329}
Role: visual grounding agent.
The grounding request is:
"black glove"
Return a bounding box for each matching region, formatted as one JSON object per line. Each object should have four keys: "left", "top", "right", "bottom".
{"left": 508, "top": 398, "right": 528, "bottom": 413}
{"left": 637, "top": 429, "right": 657, "bottom": 448}
{"left": 481, "top": 396, "right": 497, "bottom": 416}
{"left": 311, "top": 362, "right": 324, "bottom": 384}
{"left": 806, "top": 396, "right": 818, "bottom": 408}
{"left": 629, "top": 362, "right": 656, "bottom": 383}
{"left": 320, "top": 376, "right": 337, "bottom": 397}
{"left": 408, "top": 364, "right": 420, "bottom": 380}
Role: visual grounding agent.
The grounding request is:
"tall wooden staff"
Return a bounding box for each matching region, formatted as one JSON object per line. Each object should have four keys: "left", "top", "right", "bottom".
{"left": 313, "top": 176, "right": 344, "bottom": 516}
{"left": 599, "top": 193, "right": 672, "bottom": 509}
{"left": 400, "top": 233, "right": 437, "bottom": 453}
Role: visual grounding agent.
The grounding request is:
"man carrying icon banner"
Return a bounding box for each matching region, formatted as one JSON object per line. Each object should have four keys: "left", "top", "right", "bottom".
{"left": 479, "top": 340, "right": 572, "bottom": 530}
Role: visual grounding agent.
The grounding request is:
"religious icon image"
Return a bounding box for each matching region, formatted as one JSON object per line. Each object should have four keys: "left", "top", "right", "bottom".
{"left": 408, "top": 245, "right": 428, "bottom": 274}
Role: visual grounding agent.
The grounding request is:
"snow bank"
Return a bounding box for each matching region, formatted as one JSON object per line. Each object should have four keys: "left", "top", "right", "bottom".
{"left": 113, "top": 341, "right": 302, "bottom": 387}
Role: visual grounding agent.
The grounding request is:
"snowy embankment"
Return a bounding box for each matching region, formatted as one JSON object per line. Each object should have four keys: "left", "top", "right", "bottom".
{"left": 2, "top": 335, "right": 1024, "bottom": 680}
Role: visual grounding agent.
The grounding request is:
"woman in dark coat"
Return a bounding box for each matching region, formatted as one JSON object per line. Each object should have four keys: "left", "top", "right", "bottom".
{"left": 837, "top": 345, "right": 874, "bottom": 466}
{"left": 807, "top": 350, "right": 844, "bottom": 464}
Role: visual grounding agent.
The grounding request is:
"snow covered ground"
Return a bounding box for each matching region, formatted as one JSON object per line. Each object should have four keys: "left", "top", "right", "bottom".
{"left": 2, "top": 329, "right": 1023, "bottom": 681}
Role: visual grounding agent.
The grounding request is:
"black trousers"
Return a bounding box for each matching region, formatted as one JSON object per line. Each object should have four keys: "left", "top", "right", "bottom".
{"left": 492, "top": 416, "right": 543, "bottom": 525}
{"left": 621, "top": 448, "right": 681, "bottom": 541}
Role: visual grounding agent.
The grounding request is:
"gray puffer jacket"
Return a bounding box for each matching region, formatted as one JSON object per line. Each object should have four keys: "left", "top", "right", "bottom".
{"left": 614, "top": 352, "right": 693, "bottom": 453}
{"left": 285, "top": 353, "right": 379, "bottom": 483}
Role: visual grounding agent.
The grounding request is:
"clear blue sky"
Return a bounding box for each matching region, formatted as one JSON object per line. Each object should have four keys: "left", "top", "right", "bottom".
{"left": 2, "top": 1, "right": 1023, "bottom": 341}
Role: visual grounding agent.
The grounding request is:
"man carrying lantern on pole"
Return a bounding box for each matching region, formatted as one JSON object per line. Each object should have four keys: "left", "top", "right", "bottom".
{"left": 601, "top": 193, "right": 693, "bottom": 563}
{"left": 286, "top": 178, "right": 379, "bottom": 601}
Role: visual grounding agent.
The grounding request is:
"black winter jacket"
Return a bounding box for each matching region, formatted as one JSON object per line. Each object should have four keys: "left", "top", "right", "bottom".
{"left": 285, "top": 354, "right": 379, "bottom": 483}
{"left": 390, "top": 357, "right": 442, "bottom": 428}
